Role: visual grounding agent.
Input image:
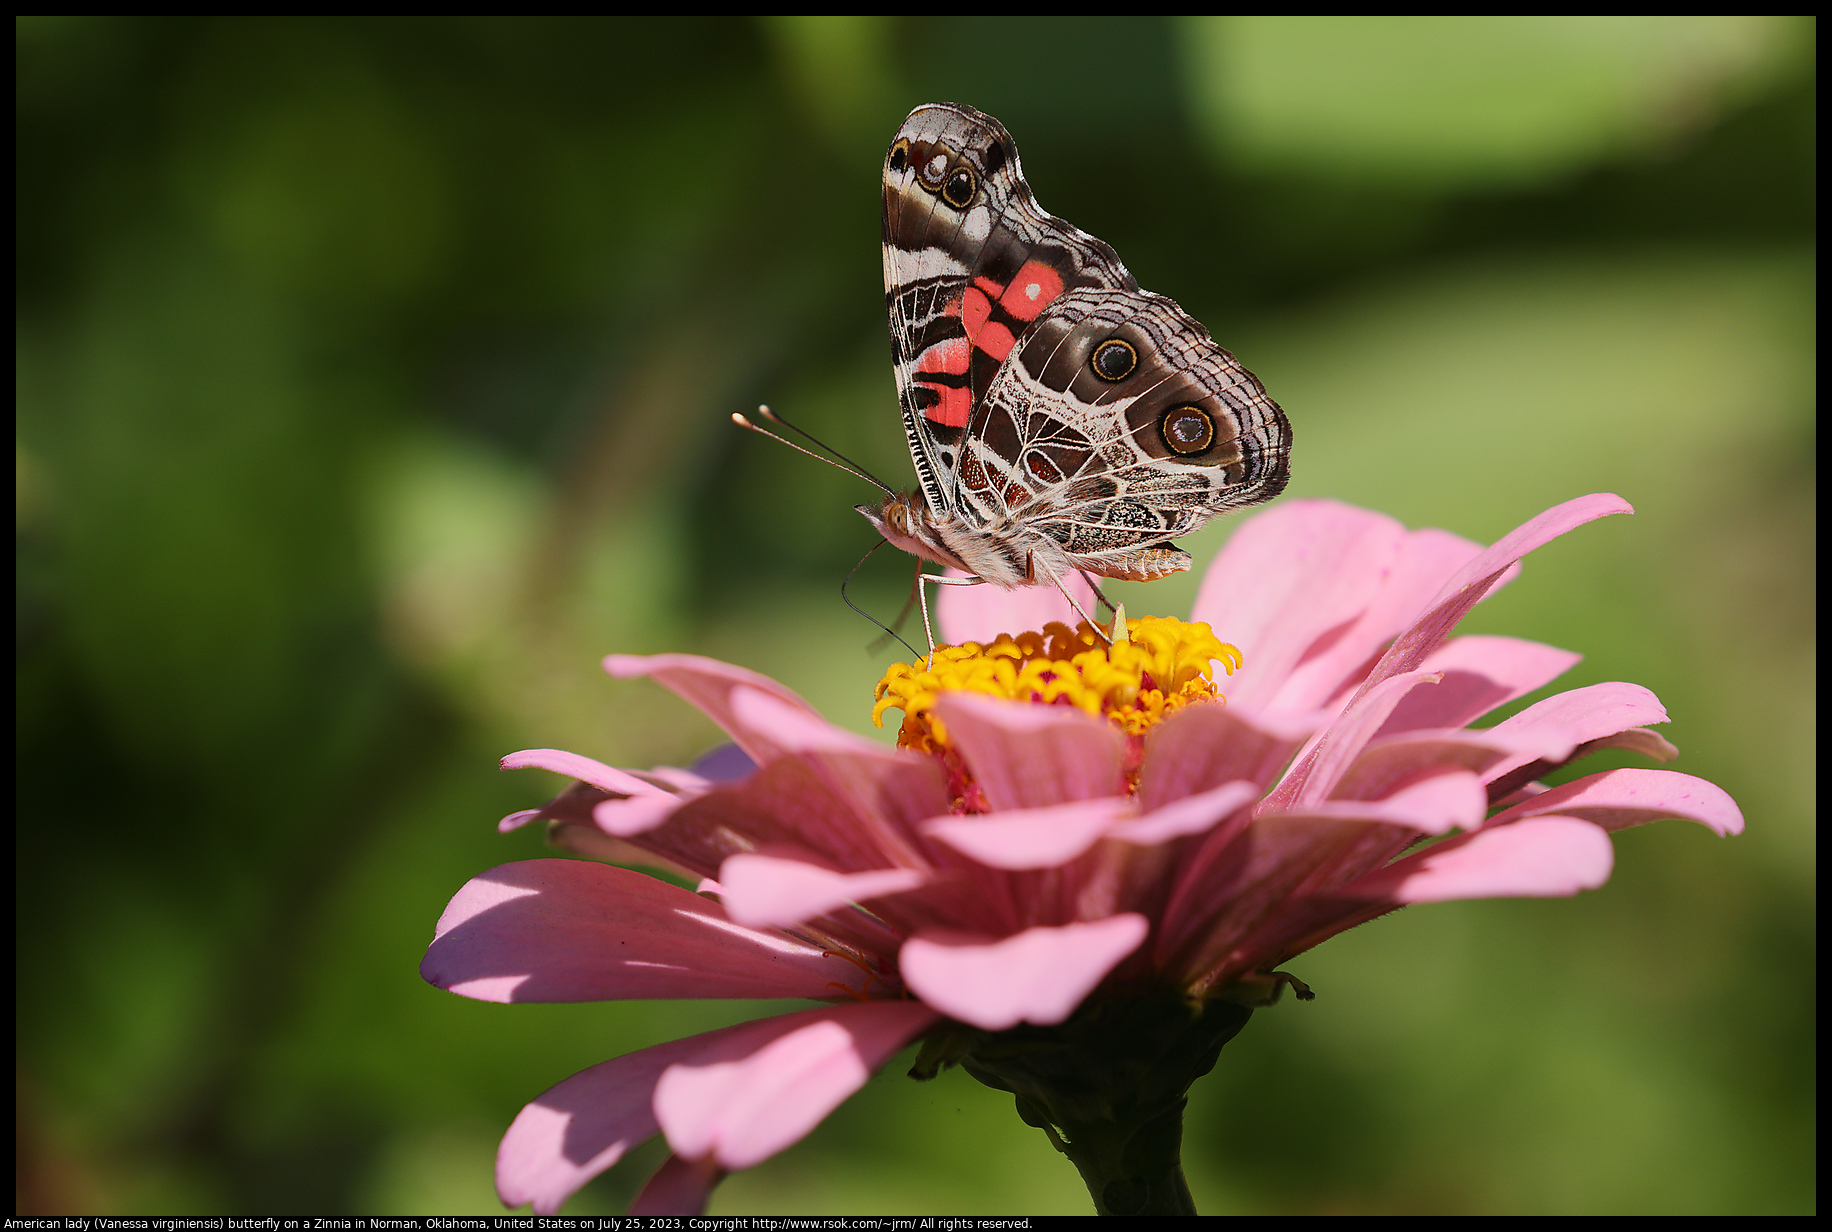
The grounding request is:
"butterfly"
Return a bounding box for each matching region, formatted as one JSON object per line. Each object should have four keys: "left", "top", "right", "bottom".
{"left": 856, "top": 102, "right": 1291, "bottom": 610}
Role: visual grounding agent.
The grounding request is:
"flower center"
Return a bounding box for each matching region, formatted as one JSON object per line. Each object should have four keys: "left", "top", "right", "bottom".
{"left": 873, "top": 615, "right": 1241, "bottom": 806}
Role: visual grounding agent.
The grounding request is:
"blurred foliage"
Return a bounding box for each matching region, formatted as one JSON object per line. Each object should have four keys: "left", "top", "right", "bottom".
{"left": 16, "top": 16, "right": 1815, "bottom": 1217}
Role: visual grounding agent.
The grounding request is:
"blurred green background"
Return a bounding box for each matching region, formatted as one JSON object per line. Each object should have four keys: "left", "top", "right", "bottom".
{"left": 16, "top": 16, "right": 1814, "bottom": 1216}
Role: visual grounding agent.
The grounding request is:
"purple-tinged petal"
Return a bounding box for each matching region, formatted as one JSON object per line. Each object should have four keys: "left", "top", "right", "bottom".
{"left": 934, "top": 692, "right": 1126, "bottom": 809}
{"left": 717, "top": 850, "right": 927, "bottom": 928}
{"left": 690, "top": 742, "right": 757, "bottom": 783}
{"left": 1136, "top": 701, "right": 1321, "bottom": 813}
{"left": 1478, "top": 681, "right": 1669, "bottom": 784}
{"left": 1112, "top": 780, "right": 1262, "bottom": 846}
{"left": 938, "top": 568, "right": 1098, "bottom": 646}
{"left": 1488, "top": 768, "right": 1744, "bottom": 836}
{"left": 495, "top": 1012, "right": 799, "bottom": 1215}
{"left": 420, "top": 860, "right": 860, "bottom": 1002}
{"left": 1264, "top": 669, "right": 1446, "bottom": 810}
{"left": 629, "top": 1154, "right": 723, "bottom": 1217}
{"left": 1338, "top": 816, "right": 1614, "bottom": 903}
{"left": 921, "top": 797, "right": 1133, "bottom": 870}
{"left": 900, "top": 915, "right": 1149, "bottom": 1030}
{"left": 604, "top": 653, "right": 828, "bottom": 767}
{"left": 1358, "top": 494, "right": 1632, "bottom": 694}
{"left": 1191, "top": 500, "right": 1408, "bottom": 711}
{"left": 502, "top": 749, "right": 669, "bottom": 798}
{"left": 1373, "top": 635, "right": 1582, "bottom": 737}
{"left": 653, "top": 1001, "right": 938, "bottom": 1171}
{"left": 499, "top": 808, "right": 544, "bottom": 834}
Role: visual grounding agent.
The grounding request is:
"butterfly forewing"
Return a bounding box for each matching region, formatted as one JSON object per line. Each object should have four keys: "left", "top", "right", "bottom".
{"left": 876, "top": 102, "right": 1291, "bottom": 587}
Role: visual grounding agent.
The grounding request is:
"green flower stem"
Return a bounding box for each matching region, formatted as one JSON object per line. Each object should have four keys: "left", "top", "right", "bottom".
{"left": 913, "top": 992, "right": 1255, "bottom": 1216}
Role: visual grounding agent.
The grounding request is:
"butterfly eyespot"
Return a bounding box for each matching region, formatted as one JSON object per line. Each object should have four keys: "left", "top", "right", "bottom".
{"left": 1090, "top": 339, "right": 1137, "bottom": 382}
{"left": 941, "top": 167, "right": 977, "bottom": 209}
{"left": 1160, "top": 405, "right": 1215, "bottom": 455}
{"left": 888, "top": 140, "right": 910, "bottom": 174}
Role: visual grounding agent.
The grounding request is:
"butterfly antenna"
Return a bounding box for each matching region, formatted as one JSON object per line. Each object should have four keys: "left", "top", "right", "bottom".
{"left": 732, "top": 405, "right": 896, "bottom": 497}
{"left": 842, "top": 538, "right": 921, "bottom": 659}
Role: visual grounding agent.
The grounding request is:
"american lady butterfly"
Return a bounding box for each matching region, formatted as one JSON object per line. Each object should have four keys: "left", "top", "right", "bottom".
{"left": 857, "top": 102, "right": 1291, "bottom": 605}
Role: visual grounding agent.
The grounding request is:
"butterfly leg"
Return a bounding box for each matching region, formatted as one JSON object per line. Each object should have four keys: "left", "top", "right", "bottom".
{"left": 1050, "top": 573, "right": 1115, "bottom": 646}
{"left": 916, "top": 570, "right": 986, "bottom": 662}
{"left": 1077, "top": 569, "right": 1119, "bottom": 617}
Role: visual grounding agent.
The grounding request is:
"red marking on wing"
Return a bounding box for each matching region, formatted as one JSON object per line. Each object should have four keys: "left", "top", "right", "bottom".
{"left": 961, "top": 287, "right": 993, "bottom": 343}
{"left": 916, "top": 337, "right": 970, "bottom": 377}
{"left": 999, "top": 261, "right": 1064, "bottom": 323}
{"left": 975, "top": 321, "right": 1016, "bottom": 363}
{"left": 922, "top": 383, "right": 972, "bottom": 427}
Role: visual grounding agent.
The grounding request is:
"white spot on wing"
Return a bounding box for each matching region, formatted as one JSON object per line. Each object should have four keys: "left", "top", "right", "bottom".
{"left": 897, "top": 248, "right": 969, "bottom": 281}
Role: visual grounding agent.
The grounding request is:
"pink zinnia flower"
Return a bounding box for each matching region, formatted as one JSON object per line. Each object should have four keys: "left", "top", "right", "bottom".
{"left": 421, "top": 493, "right": 1742, "bottom": 1215}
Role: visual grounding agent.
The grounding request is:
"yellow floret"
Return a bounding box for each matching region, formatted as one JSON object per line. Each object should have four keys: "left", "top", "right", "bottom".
{"left": 873, "top": 616, "right": 1241, "bottom": 756}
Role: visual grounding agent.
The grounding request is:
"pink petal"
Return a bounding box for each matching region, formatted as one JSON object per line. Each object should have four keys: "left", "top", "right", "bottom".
{"left": 603, "top": 653, "right": 828, "bottom": 767}
{"left": 1332, "top": 726, "right": 1568, "bottom": 802}
{"left": 420, "top": 860, "right": 860, "bottom": 1002}
{"left": 501, "top": 749, "right": 669, "bottom": 798}
{"left": 495, "top": 1012, "right": 796, "bottom": 1215}
{"left": 1264, "top": 668, "right": 1446, "bottom": 810}
{"left": 1112, "top": 779, "right": 1263, "bottom": 845}
{"left": 1488, "top": 768, "right": 1744, "bottom": 836}
{"left": 933, "top": 691, "right": 1127, "bottom": 809}
{"left": 1339, "top": 816, "right": 1615, "bottom": 904}
{"left": 717, "top": 850, "right": 928, "bottom": 928}
{"left": 1192, "top": 500, "right": 1408, "bottom": 711}
{"left": 1479, "top": 681, "right": 1669, "bottom": 783}
{"left": 627, "top": 752, "right": 945, "bottom": 891}
{"left": 1264, "top": 527, "right": 1488, "bottom": 715}
{"left": 937, "top": 567, "right": 1099, "bottom": 646}
{"left": 496, "top": 779, "right": 612, "bottom": 837}
{"left": 1135, "top": 700, "right": 1320, "bottom": 813}
{"left": 592, "top": 792, "right": 690, "bottom": 837}
{"left": 1359, "top": 494, "right": 1633, "bottom": 693}
{"left": 1158, "top": 812, "right": 1409, "bottom": 979}
{"left": 1373, "top": 635, "right": 1582, "bottom": 737}
{"left": 629, "top": 1154, "right": 723, "bottom": 1217}
{"left": 1286, "top": 770, "right": 1488, "bottom": 836}
{"left": 728, "top": 686, "right": 889, "bottom": 757}
{"left": 653, "top": 1001, "right": 938, "bottom": 1171}
{"left": 900, "top": 915, "right": 1149, "bottom": 1030}
{"left": 921, "top": 797, "right": 1133, "bottom": 870}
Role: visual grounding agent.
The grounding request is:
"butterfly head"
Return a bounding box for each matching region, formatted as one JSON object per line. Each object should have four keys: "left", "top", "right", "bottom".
{"left": 856, "top": 492, "right": 941, "bottom": 566}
